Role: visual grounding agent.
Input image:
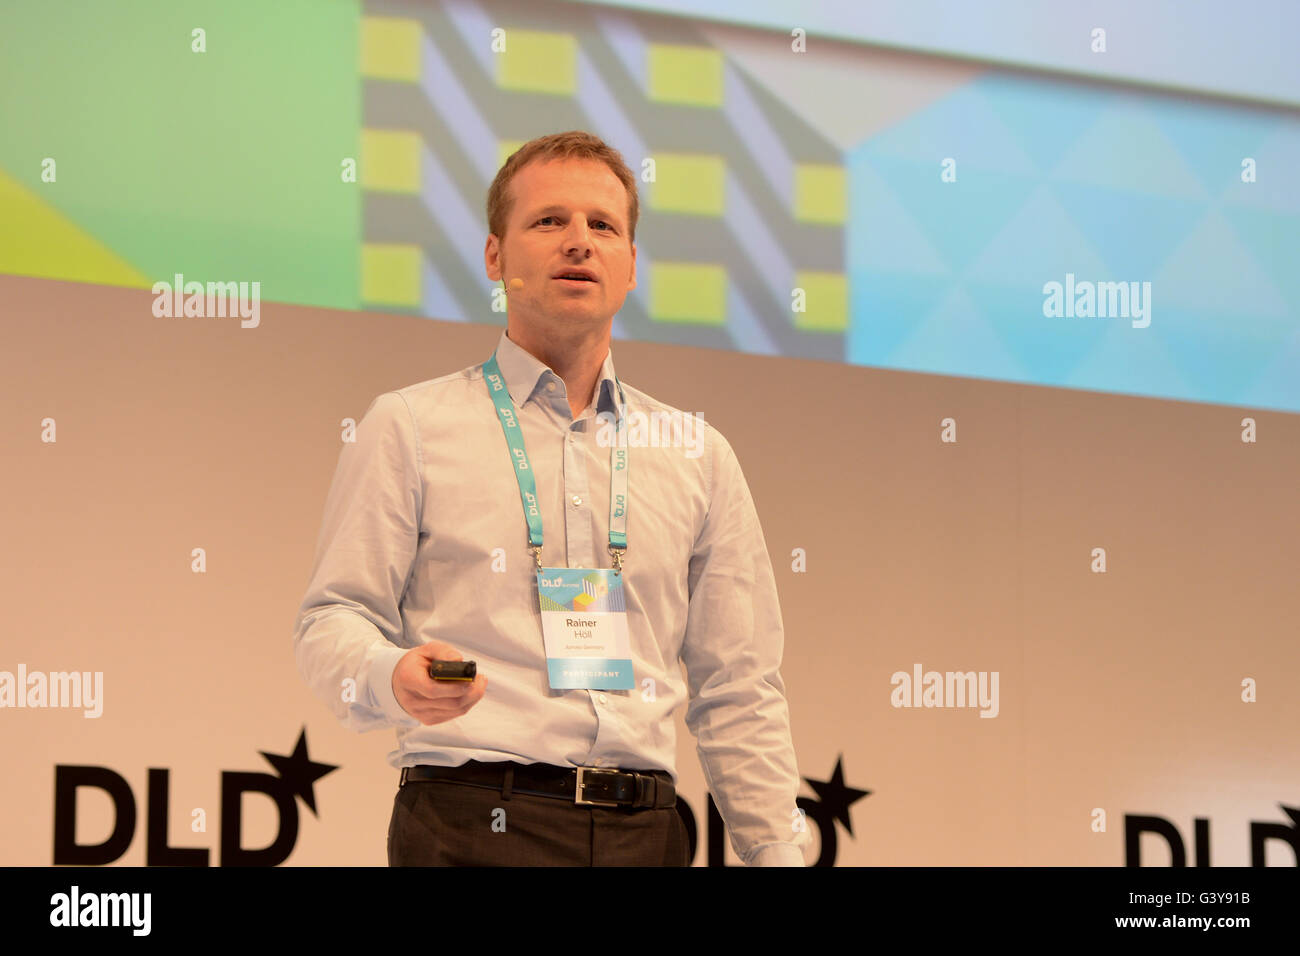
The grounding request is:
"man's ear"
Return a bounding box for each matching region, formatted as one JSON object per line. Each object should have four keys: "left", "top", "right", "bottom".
{"left": 485, "top": 234, "right": 502, "bottom": 282}
{"left": 628, "top": 241, "right": 637, "bottom": 291}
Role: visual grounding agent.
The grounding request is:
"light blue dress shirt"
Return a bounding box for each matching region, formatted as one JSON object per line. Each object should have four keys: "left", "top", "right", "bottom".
{"left": 293, "top": 329, "right": 808, "bottom": 865}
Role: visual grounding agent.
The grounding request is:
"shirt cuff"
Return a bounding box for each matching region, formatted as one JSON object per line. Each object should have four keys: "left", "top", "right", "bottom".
{"left": 745, "top": 843, "right": 806, "bottom": 867}
{"left": 368, "top": 645, "right": 421, "bottom": 727}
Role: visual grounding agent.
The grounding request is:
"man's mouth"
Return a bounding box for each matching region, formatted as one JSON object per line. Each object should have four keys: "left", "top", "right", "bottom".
{"left": 553, "top": 271, "right": 597, "bottom": 283}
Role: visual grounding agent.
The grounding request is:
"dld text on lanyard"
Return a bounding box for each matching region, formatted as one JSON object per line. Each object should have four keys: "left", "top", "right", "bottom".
{"left": 482, "top": 350, "right": 629, "bottom": 574}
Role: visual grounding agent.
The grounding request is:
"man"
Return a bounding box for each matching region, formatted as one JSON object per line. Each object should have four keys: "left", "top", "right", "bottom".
{"left": 294, "top": 130, "right": 808, "bottom": 866}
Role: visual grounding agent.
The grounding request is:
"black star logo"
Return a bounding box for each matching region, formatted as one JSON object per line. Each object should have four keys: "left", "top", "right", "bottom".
{"left": 259, "top": 728, "right": 338, "bottom": 816}
{"left": 803, "top": 756, "right": 871, "bottom": 836}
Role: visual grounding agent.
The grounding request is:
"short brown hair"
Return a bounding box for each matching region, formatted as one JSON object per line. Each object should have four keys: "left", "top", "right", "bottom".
{"left": 486, "top": 130, "right": 639, "bottom": 245}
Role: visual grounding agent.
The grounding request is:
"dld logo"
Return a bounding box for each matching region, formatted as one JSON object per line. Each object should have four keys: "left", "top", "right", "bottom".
{"left": 52, "top": 729, "right": 336, "bottom": 866}
{"left": 1125, "top": 805, "right": 1299, "bottom": 866}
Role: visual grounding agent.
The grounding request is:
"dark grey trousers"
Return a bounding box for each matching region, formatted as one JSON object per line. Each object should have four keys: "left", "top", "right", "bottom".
{"left": 387, "top": 777, "right": 691, "bottom": 866}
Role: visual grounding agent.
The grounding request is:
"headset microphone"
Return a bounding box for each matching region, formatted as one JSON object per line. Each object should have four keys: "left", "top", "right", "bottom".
{"left": 508, "top": 277, "right": 524, "bottom": 292}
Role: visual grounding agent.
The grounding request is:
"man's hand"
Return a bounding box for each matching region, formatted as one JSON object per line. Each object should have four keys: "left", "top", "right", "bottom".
{"left": 391, "top": 641, "right": 488, "bottom": 725}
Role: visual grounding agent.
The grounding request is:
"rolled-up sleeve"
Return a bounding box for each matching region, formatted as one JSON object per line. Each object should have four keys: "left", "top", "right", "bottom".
{"left": 293, "top": 390, "right": 422, "bottom": 732}
{"left": 680, "top": 426, "right": 810, "bottom": 867}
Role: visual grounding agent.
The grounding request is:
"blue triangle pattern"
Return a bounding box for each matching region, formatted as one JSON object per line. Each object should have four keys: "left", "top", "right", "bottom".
{"left": 1052, "top": 184, "right": 1206, "bottom": 276}
{"left": 849, "top": 271, "right": 951, "bottom": 365}
{"left": 977, "top": 73, "right": 1111, "bottom": 174}
{"left": 887, "top": 286, "right": 1028, "bottom": 381}
{"left": 857, "top": 153, "right": 1034, "bottom": 276}
{"left": 1152, "top": 98, "right": 1280, "bottom": 198}
{"left": 844, "top": 68, "right": 1300, "bottom": 412}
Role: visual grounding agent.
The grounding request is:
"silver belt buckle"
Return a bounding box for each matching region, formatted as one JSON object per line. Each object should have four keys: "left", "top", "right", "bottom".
{"left": 575, "top": 766, "right": 623, "bottom": 807}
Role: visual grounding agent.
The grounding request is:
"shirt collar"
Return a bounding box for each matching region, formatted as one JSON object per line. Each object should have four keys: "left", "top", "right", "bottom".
{"left": 491, "top": 328, "right": 624, "bottom": 420}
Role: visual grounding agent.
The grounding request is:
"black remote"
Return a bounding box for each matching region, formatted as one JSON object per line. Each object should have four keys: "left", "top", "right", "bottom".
{"left": 428, "top": 660, "right": 477, "bottom": 681}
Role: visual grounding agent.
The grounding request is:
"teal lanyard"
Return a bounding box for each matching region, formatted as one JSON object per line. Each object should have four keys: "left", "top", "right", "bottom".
{"left": 483, "top": 350, "right": 629, "bottom": 573}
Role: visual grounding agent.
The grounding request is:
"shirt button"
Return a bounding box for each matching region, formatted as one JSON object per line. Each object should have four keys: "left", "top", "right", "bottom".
{"left": 571, "top": 495, "right": 582, "bottom": 506}
{"left": 598, "top": 694, "right": 608, "bottom": 705}
{"left": 546, "top": 382, "right": 556, "bottom": 391}
{"left": 591, "top": 758, "right": 602, "bottom": 766}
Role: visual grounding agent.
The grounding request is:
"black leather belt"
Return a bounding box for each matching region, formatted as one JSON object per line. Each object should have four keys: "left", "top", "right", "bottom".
{"left": 399, "top": 760, "right": 676, "bottom": 809}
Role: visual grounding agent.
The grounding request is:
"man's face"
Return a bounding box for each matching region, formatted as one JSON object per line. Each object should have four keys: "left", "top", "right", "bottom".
{"left": 485, "top": 157, "right": 637, "bottom": 335}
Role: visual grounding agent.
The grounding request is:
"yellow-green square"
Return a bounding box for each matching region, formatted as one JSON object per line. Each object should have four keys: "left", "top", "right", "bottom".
{"left": 497, "top": 139, "right": 526, "bottom": 172}
{"left": 497, "top": 31, "right": 576, "bottom": 95}
{"left": 648, "top": 45, "right": 723, "bottom": 106}
{"left": 362, "top": 243, "right": 421, "bottom": 306}
{"left": 361, "top": 130, "right": 421, "bottom": 193}
{"left": 650, "top": 263, "right": 727, "bottom": 324}
{"left": 793, "top": 271, "right": 847, "bottom": 331}
{"left": 648, "top": 154, "right": 725, "bottom": 216}
{"left": 361, "top": 17, "right": 421, "bottom": 82}
{"left": 794, "top": 164, "right": 846, "bottom": 224}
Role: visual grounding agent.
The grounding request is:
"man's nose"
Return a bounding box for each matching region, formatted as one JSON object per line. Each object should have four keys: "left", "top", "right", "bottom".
{"left": 562, "top": 217, "right": 594, "bottom": 255}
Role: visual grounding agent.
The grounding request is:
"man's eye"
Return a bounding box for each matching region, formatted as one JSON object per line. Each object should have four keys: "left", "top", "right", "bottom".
{"left": 536, "top": 216, "right": 555, "bottom": 225}
{"left": 593, "top": 221, "right": 611, "bottom": 230}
